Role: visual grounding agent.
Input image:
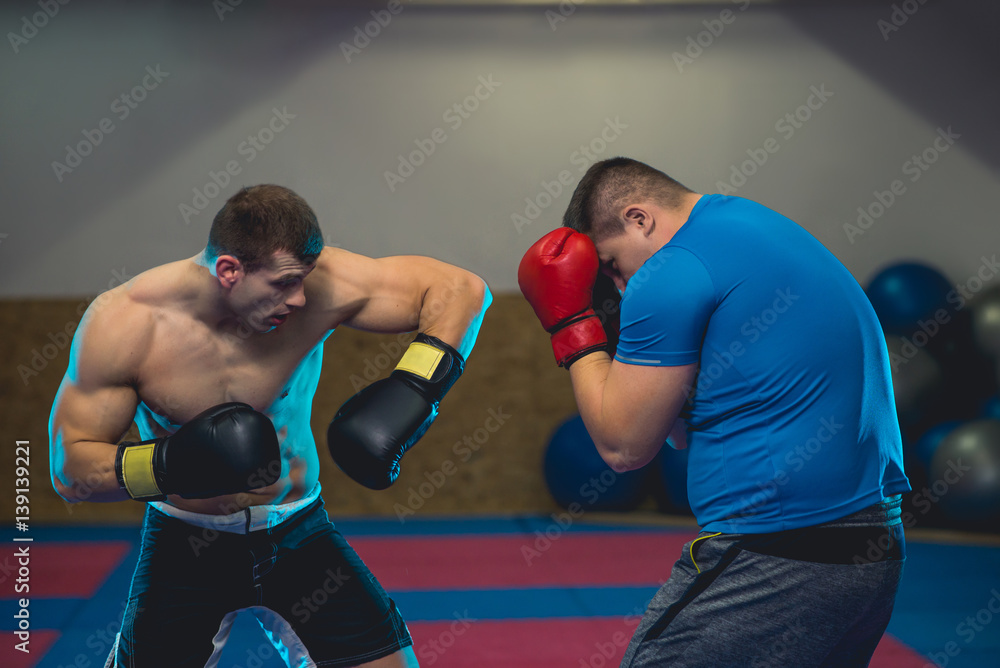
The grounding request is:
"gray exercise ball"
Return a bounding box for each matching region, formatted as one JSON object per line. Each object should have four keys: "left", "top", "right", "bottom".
{"left": 930, "top": 419, "right": 1000, "bottom": 523}
{"left": 972, "top": 286, "right": 1000, "bottom": 358}
{"left": 885, "top": 334, "right": 944, "bottom": 424}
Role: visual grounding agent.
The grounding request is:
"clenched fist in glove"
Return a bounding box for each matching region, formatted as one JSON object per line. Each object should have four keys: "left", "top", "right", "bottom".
{"left": 518, "top": 228, "right": 609, "bottom": 367}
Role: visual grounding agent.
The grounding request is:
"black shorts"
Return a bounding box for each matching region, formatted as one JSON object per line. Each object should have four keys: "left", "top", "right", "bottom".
{"left": 107, "top": 496, "right": 412, "bottom": 667}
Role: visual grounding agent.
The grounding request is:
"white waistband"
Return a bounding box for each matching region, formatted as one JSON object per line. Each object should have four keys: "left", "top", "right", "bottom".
{"left": 149, "top": 484, "right": 322, "bottom": 534}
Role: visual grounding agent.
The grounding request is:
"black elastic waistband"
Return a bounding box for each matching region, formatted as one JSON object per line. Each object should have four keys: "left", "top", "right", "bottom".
{"left": 737, "top": 523, "right": 905, "bottom": 564}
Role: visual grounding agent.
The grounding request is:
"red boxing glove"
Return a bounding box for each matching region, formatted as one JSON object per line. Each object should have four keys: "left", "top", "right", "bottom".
{"left": 518, "top": 228, "right": 609, "bottom": 367}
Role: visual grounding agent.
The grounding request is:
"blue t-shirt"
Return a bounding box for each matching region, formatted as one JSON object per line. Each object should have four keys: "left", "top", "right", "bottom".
{"left": 615, "top": 194, "right": 910, "bottom": 533}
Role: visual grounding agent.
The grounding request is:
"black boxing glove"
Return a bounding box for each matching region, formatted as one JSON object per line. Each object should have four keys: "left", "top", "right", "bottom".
{"left": 115, "top": 402, "right": 281, "bottom": 501}
{"left": 592, "top": 271, "right": 622, "bottom": 358}
{"left": 327, "top": 333, "right": 464, "bottom": 490}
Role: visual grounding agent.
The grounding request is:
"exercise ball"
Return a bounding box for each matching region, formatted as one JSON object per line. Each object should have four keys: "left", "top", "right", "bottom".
{"left": 866, "top": 262, "right": 953, "bottom": 336}
{"left": 885, "top": 334, "right": 944, "bottom": 426}
{"left": 930, "top": 419, "right": 1000, "bottom": 523}
{"left": 972, "top": 286, "right": 1000, "bottom": 358}
{"left": 543, "top": 414, "right": 647, "bottom": 511}
{"left": 982, "top": 394, "right": 1000, "bottom": 421}
{"left": 911, "top": 420, "right": 962, "bottom": 472}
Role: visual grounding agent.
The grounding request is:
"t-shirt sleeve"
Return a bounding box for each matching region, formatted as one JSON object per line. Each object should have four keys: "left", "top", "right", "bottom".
{"left": 614, "top": 246, "right": 716, "bottom": 367}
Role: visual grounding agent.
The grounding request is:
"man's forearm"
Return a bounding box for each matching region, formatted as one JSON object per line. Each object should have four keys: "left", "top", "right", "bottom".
{"left": 418, "top": 271, "right": 491, "bottom": 360}
{"left": 52, "top": 440, "right": 130, "bottom": 503}
{"left": 569, "top": 352, "right": 674, "bottom": 470}
{"left": 567, "top": 351, "right": 632, "bottom": 469}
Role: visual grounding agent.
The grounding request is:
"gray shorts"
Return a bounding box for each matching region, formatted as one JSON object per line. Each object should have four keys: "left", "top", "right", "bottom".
{"left": 621, "top": 497, "right": 906, "bottom": 668}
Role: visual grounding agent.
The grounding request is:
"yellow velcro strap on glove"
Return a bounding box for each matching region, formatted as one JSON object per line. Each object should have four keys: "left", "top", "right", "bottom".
{"left": 395, "top": 341, "right": 444, "bottom": 380}
{"left": 120, "top": 443, "right": 162, "bottom": 499}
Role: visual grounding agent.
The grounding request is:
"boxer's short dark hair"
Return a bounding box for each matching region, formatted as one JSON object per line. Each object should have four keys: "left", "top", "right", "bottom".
{"left": 208, "top": 185, "right": 324, "bottom": 272}
{"left": 563, "top": 157, "right": 692, "bottom": 240}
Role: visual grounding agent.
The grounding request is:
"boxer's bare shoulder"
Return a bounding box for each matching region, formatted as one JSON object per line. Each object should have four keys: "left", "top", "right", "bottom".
{"left": 71, "top": 260, "right": 204, "bottom": 381}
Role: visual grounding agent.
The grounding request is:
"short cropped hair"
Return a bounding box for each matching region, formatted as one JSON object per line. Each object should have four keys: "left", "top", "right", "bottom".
{"left": 563, "top": 158, "right": 693, "bottom": 240}
{"left": 207, "top": 185, "right": 324, "bottom": 272}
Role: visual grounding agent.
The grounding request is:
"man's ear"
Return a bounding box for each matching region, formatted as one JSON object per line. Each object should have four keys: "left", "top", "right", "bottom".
{"left": 623, "top": 205, "right": 655, "bottom": 237}
{"left": 215, "top": 255, "right": 243, "bottom": 289}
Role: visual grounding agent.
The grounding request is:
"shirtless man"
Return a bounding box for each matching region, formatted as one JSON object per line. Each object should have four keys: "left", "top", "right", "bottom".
{"left": 48, "top": 184, "right": 491, "bottom": 667}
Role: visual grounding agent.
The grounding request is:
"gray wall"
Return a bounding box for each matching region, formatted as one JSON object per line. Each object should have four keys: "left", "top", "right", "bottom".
{"left": 3, "top": 0, "right": 998, "bottom": 297}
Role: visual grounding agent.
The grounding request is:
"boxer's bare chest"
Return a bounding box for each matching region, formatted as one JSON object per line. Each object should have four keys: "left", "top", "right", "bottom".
{"left": 131, "top": 308, "right": 330, "bottom": 432}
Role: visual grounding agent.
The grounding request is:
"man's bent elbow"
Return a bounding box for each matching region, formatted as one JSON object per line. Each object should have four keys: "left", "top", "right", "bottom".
{"left": 50, "top": 445, "right": 78, "bottom": 502}
{"left": 51, "top": 472, "right": 83, "bottom": 504}
{"left": 462, "top": 271, "right": 492, "bottom": 314}
{"left": 50, "top": 450, "right": 118, "bottom": 504}
{"left": 598, "top": 443, "right": 656, "bottom": 473}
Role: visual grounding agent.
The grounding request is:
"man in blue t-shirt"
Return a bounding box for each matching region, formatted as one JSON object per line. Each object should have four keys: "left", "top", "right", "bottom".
{"left": 518, "top": 157, "right": 910, "bottom": 667}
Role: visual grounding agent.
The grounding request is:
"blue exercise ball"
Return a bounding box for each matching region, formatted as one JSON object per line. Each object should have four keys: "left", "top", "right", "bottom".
{"left": 866, "top": 262, "right": 953, "bottom": 336}
{"left": 983, "top": 394, "right": 1000, "bottom": 421}
{"left": 912, "top": 420, "right": 962, "bottom": 472}
{"left": 543, "top": 415, "right": 647, "bottom": 511}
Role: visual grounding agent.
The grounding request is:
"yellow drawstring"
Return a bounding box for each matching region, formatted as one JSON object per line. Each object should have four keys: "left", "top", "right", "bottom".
{"left": 690, "top": 532, "right": 722, "bottom": 573}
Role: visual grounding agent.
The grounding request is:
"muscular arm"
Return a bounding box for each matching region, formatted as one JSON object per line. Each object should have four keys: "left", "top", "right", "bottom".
{"left": 320, "top": 249, "right": 492, "bottom": 359}
{"left": 49, "top": 292, "right": 145, "bottom": 503}
{"left": 569, "top": 353, "right": 696, "bottom": 472}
